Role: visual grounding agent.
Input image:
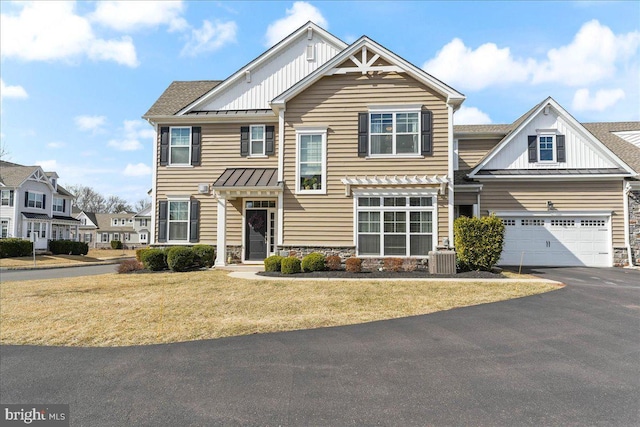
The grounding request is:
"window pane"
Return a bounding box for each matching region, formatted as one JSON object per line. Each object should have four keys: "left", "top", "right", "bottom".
{"left": 300, "top": 135, "right": 322, "bottom": 162}
{"left": 251, "top": 140, "right": 264, "bottom": 155}
{"left": 410, "top": 235, "right": 432, "bottom": 256}
{"left": 384, "top": 197, "right": 405, "bottom": 207}
{"left": 370, "top": 113, "right": 393, "bottom": 134}
{"left": 171, "top": 128, "right": 190, "bottom": 146}
{"left": 358, "top": 197, "right": 380, "bottom": 207}
{"left": 396, "top": 113, "right": 418, "bottom": 133}
{"left": 251, "top": 126, "right": 264, "bottom": 140}
{"left": 358, "top": 211, "right": 380, "bottom": 233}
{"left": 169, "top": 223, "right": 188, "bottom": 240}
{"left": 169, "top": 202, "right": 188, "bottom": 220}
{"left": 396, "top": 134, "right": 418, "bottom": 154}
{"left": 171, "top": 146, "right": 190, "bottom": 164}
{"left": 410, "top": 211, "right": 432, "bottom": 233}
{"left": 384, "top": 211, "right": 406, "bottom": 233}
{"left": 384, "top": 235, "right": 406, "bottom": 256}
{"left": 359, "top": 235, "right": 380, "bottom": 255}
{"left": 370, "top": 135, "right": 392, "bottom": 154}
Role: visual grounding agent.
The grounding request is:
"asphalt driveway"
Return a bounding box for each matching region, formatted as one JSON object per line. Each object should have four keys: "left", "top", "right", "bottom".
{"left": 1, "top": 267, "right": 638, "bottom": 426}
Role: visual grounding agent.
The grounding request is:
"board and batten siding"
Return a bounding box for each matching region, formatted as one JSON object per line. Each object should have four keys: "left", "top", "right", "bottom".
{"left": 479, "top": 180, "right": 625, "bottom": 246}
{"left": 457, "top": 138, "right": 501, "bottom": 170}
{"left": 154, "top": 123, "right": 278, "bottom": 245}
{"left": 282, "top": 72, "right": 450, "bottom": 247}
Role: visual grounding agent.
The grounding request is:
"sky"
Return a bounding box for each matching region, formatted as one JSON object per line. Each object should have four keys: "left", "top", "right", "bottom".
{"left": 1, "top": 1, "right": 638, "bottom": 207}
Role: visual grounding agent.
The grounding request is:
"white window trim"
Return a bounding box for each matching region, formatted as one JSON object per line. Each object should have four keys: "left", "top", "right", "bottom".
{"left": 367, "top": 106, "right": 421, "bottom": 157}
{"left": 537, "top": 133, "right": 556, "bottom": 163}
{"left": 249, "top": 125, "right": 266, "bottom": 157}
{"left": 27, "top": 191, "right": 45, "bottom": 209}
{"left": 169, "top": 126, "right": 192, "bottom": 166}
{"left": 167, "top": 198, "right": 190, "bottom": 243}
{"left": 295, "top": 128, "right": 327, "bottom": 195}
{"left": 354, "top": 193, "right": 437, "bottom": 258}
{"left": 1, "top": 219, "right": 9, "bottom": 238}
{"left": 1, "top": 190, "right": 12, "bottom": 206}
{"left": 52, "top": 197, "right": 65, "bottom": 213}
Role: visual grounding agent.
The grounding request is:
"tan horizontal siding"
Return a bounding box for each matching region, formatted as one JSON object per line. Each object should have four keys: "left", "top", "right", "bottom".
{"left": 455, "top": 193, "right": 478, "bottom": 205}
{"left": 282, "top": 72, "right": 450, "bottom": 246}
{"left": 155, "top": 123, "right": 277, "bottom": 245}
{"left": 458, "top": 138, "right": 501, "bottom": 169}
{"left": 480, "top": 180, "right": 625, "bottom": 246}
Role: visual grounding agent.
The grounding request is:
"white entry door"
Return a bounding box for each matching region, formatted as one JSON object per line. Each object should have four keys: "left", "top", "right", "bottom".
{"left": 499, "top": 215, "right": 611, "bottom": 267}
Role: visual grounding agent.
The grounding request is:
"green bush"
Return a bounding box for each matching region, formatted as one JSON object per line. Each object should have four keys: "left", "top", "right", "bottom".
{"left": 135, "top": 248, "right": 149, "bottom": 262}
{"left": 264, "top": 255, "right": 284, "bottom": 272}
{"left": 192, "top": 244, "right": 215, "bottom": 268}
{"left": 167, "top": 246, "right": 196, "bottom": 272}
{"left": 345, "top": 257, "right": 362, "bottom": 273}
{"left": 454, "top": 215, "right": 505, "bottom": 271}
{"left": 301, "top": 252, "right": 326, "bottom": 272}
{"left": 49, "top": 240, "right": 89, "bottom": 256}
{"left": 0, "top": 238, "right": 32, "bottom": 258}
{"left": 140, "top": 248, "right": 167, "bottom": 271}
{"left": 110, "top": 240, "right": 123, "bottom": 250}
{"left": 281, "top": 257, "right": 301, "bottom": 274}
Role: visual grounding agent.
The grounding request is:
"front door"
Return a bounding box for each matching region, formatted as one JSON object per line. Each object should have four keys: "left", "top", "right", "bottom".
{"left": 245, "top": 209, "right": 268, "bottom": 261}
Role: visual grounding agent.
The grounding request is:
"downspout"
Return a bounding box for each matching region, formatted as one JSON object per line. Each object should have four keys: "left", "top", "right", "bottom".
{"left": 447, "top": 103, "right": 454, "bottom": 248}
{"left": 277, "top": 108, "right": 285, "bottom": 247}
{"left": 623, "top": 182, "right": 633, "bottom": 266}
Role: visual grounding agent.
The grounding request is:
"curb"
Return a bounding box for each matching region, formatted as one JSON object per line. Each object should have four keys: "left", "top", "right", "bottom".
{"left": 0, "top": 257, "right": 134, "bottom": 271}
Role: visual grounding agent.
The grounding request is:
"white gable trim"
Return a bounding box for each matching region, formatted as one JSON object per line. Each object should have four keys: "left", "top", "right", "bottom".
{"left": 469, "top": 97, "right": 635, "bottom": 177}
{"left": 177, "top": 22, "right": 347, "bottom": 115}
{"left": 271, "top": 37, "right": 465, "bottom": 109}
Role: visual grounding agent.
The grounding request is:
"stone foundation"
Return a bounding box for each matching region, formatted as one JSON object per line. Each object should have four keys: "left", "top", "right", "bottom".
{"left": 613, "top": 247, "right": 629, "bottom": 267}
{"left": 629, "top": 190, "right": 640, "bottom": 266}
{"left": 224, "top": 245, "right": 243, "bottom": 263}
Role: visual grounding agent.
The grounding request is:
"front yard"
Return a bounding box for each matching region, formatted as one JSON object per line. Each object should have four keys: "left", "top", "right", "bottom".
{"left": 0, "top": 270, "right": 561, "bottom": 347}
{"left": 0, "top": 249, "right": 136, "bottom": 268}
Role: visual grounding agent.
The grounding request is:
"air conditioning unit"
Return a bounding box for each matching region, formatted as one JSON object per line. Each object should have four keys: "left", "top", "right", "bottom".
{"left": 198, "top": 183, "right": 210, "bottom": 194}
{"left": 428, "top": 250, "right": 456, "bottom": 275}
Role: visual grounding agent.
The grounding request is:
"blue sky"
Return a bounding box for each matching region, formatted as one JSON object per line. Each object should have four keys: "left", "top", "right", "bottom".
{"left": 1, "top": 1, "right": 638, "bottom": 206}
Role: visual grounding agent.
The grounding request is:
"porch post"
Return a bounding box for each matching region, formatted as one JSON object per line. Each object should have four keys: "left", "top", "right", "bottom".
{"left": 215, "top": 195, "right": 227, "bottom": 267}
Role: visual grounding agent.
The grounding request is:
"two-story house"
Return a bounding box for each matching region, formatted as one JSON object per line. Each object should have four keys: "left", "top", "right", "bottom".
{"left": 143, "top": 22, "right": 639, "bottom": 268}
{"left": 74, "top": 209, "right": 152, "bottom": 249}
{"left": 0, "top": 160, "right": 80, "bottom": 250}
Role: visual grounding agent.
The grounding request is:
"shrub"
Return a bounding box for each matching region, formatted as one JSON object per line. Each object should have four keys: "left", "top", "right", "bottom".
{"left": 383, "top": 258, "right": 404, "bottom": 272}
{"left": 110, "top": 240, "right": 123, "bottom": 250}
{"left": 118, "top": 259, "right": 143, "bottom": 274}
{"left": 192, "top": 244, "right": 215, "bottom": 268}
{"left": 0, "top": 238, "right": 32, "bottom": 258}
{"left": 49, "top": 240, "right": 89, "bottom": 256}
{"left": 135, "top": 248, "right": 149, "bottom": 262}
{"left": 140, "top": 248, "right": 167, "bottom": 271}
{"left": 345, "top": 257, "right": 362, "bottom": 273}
{"left": 403, "top": 258, "right": 418, "bottom": 272}
{"left": 454, "top": 215, "right": 505, "bottom": 271}
{"left": 281, "top": 257, "right": 301, "bottom": 274}
{"left": 167, "top": 246, "right": 196, "bottom": 272}
{"left": 264, "top": 255, "right": 284, "bottom": 272}
{"left": 301, "top": 252, "right": 326, "bottom": 272}
{"left": 326, "top": 255, "right": 342, "bottom": 271}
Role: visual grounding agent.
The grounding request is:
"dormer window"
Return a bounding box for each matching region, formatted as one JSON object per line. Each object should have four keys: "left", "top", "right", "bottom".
{"left": 528, "top": 134, "right": 566, "bottom": 163}
{"left": 538, "top": 136, "right": 555, "bottom": 162}
{"left": 51, "top": 178, "right": 57, "bottom": 189}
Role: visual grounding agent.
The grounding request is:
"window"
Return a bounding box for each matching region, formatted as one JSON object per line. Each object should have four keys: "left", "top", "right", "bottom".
{"left": 250, "top": 125, "right": 265, "bottom": 156}
{"left": 53, "top": 198, "right": 64, "bottom": 213}
{"left": 140, "top": 233, "right": 148, "bottom": 242}
{"left": 113, "top": 219, "right": 118, "bottom": 226}
{"left": 102, "top": 233, "right": 109, "bottom": 243}
{"left": 297, "top": 130, "right": 326, "bottom": 194}
{"left": 168, "top": 201, "right": 189, "bottom": 241}
{"left": 27, "top": 192, "right": 44, "bottom": 208}
{"left": 1, "top": 220, "right": 8, "bottom": 238}
{"left": 113, "top": 233, "right": 120, "bottom": 241}
{"left": 139, "top": 219, "right": 148, "bottom": 227}
{"left": 1, "top": 190, "right": 13, "bottom": 206}
{"left": 121, "top": 219, "right": 126, "bottom": 225}
{"left": 84, "top": 233, "right": 92, "bottom": 242}
{"left": 125, "top": 233, "right": 130, "bottom": 241}
{"left": 170, "top": 127, "right": 191, "bottom": 165}
{"left": 370, "top": 111, "right": 419, "bottom": 155}
{"left": 356, "top": 195, "right": 435, "bottom": 257}
{"left": 81, "top": 218, "right": 87, "bottom": 225}
{"left": 26, "top": 222, "right": 45, "bottom": 239}
{"left": 538, "top": 135, "right": 555, "bottom": 162}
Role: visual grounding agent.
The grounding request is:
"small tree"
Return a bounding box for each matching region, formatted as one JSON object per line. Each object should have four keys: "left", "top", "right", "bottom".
{"left": 454, "top": 215, "right": 505, "bottom": 271}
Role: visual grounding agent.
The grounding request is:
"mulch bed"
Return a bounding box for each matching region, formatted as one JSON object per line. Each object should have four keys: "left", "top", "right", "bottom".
{"left": 258, "top": 269, "right": 504, "bottom": 279}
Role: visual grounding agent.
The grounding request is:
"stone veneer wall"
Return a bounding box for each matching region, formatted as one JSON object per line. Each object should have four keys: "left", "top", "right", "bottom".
{"left": 613, "top": 247, "right": 629, "bottom": 267}
{"left": 629, "top": 191, "right": 640, "bottom": 266}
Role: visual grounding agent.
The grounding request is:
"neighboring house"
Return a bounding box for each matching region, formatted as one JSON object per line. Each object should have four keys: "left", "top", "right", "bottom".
{"left": 73, "top": 209, "right": 151, "bottom": 249}
{"left": 143, "top": 22, "right": 639, "bottom": 268}
{"left": 454, "top": 99, "right": 640, "bottom": 267}
{"left": 0, "top": 160, "right": 80, "bottom": 250}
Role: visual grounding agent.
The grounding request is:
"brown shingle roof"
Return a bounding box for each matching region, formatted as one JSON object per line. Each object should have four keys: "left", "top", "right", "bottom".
{"left": 143, "top": 80, "right": 222, "bottom": 118}
{"left": 583, "top": 122, "right": 640, "bottom": 174}
{"left": 0, "top": 161, "right": 39, "bottom": 187}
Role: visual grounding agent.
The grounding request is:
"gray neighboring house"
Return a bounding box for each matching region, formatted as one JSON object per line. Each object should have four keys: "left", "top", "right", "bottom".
{"left": 74, "top": 208, "right": 151, "bottom": 249}
{"left": 0, "top": 160, "right": 80, "bottom": 250}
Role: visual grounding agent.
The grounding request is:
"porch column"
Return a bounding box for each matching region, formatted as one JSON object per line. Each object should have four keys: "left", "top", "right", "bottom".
{"left": 215, "top": 196, "right": 227, "bottom": 267}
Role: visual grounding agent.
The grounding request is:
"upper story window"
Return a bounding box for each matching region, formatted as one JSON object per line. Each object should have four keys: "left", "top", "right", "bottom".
{"left": 370, "top": 112, "right": 419, "bottom": 155}
{"left": 170, "top": 127, "right": 191, "bottom": 165}
{"left": 296, "top": 129, "right": 327, "bottom": 194}
{"left": 121, "top": 219, "right": 126, "bottom": 225}
{"left": 241, "top": 125, "right": 274, "bottom": 157}
{"left": 52, "top": 198, "right": 65, "bottom": 213}
{"left": 139, "top": 219, "right": 148, "bottom": 227}
{"left": 528, "top": 133, "right": 565, "bottom": 163}
{"left": 250, "top": 125, "right": 265, "bottom": 156}
{"left": 26, "top": 192, "right": 44, "bottom": 209}
{"left": 113, "top": 219, "right": 118, "bottom": 226}
{"left": 81, "top": 218, "right": 87, "bottom": 225}
{"left": 1, "top": 190, "right": 14, "bottom": 206}
{"left": 538, "top": 135, "right": 555, "bottom": 162}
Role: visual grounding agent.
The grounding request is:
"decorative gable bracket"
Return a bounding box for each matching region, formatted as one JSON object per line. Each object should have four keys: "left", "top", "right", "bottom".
{"left": 341, "top": 174, "right": 450, "bottom": 196}
{"left": 328, "top": 46, "right": 403, "bottom": 75}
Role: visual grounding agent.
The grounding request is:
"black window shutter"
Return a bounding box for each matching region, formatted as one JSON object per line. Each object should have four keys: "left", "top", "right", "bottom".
{"left": 265, "top": 126, "right": 275, "bottom": 155}
{"left": 528, "top": 135, "right": 538, "bottom": 163}
{"left": 63, "top": 199, "right": 66, "bottom": 212}
{"left": 240, "top": 126, "right": 250, "bottom": 157}
{"left": 42, "top": 194, "right": 46, "bottom": 209}
{"left": 358, "top": 113, "right": 368, "bottom": 157}
{"left": 160, "top": 127, "right": 169, "bottom": 166}
{"left": 157, "top": 201, "right": 168, "bottom": 243}
{"left": 189, "top": 199, "right": 200, "bottom": 243}
{"left": 24, "top": 191, "right": 29, "bottom": 208}
{"left": 421, "top": 110, "right": 433, "bottom": 155}
{"left": 9, "top": 190, "right": 14, "bottom": 207}
{"left": 556, "top": 135, "right": 566, "bottom": 163}
{"left": 191, "top": 126, "right": 201, "bottom": 166}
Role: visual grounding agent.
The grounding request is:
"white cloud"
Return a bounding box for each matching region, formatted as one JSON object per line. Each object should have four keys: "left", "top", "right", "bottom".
{"left": 572, "top": 88, "right": 626, "bottom": 111}
{"left": 123, "top": 163, "right": 152, "bottom": 177}
{"left": 107, "top": 119, "right": 155, "bottom": 151}
{"left": 35, "top": 159, "right": 58, "bottom": 172}
{"left": 265, "top": 2, "right": 327, "bottom": 46}
{"left": 533, "top": 20, "right": 640, "bottom": 86}
{"left": 75, "top": 115, "right": 107, "bottom": 132}
{"left": 181, "top": 20, "right": 237, "bottom": 57}
{"left": 423, "top": 38, "right": 533, "bottom": 91}
{"left": 0, "top": 79, "right": 28, "bottom": 99}
{"left": 0, "top": 1, "right": 138, "bottom": 67}
{"left": 454, "top": 106, "right": 492, "bottom": 125}
{"left": 47, "top": 142, "right": 66, "bottom": 149}
{"left": 91, "top": 1, "right": 187, "bottom": 32}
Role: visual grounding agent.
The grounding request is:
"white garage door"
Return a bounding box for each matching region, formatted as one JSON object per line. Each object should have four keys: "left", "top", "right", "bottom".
{"left": 499, "top": 215, "right": 611, "bottom": 267}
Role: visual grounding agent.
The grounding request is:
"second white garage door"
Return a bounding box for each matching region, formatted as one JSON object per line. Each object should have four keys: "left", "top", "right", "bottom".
{"left": 498, "top": 214, "right": 611, "bottom": 267}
